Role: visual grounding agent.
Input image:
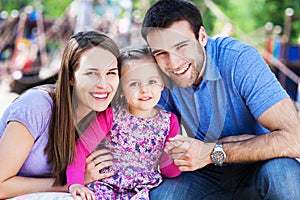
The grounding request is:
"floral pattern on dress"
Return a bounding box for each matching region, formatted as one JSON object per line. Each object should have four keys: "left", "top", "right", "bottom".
{"left": 88, "top": 105, "right": 171, "bottom": 200}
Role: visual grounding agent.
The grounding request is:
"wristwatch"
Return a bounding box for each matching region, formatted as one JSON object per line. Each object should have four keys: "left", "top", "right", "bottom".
{"left": 211, "top": 142, "right": 226, "bottom": 166}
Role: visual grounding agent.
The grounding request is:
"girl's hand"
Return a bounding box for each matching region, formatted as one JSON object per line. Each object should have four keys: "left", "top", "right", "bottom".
{"left": 84, "top": 149, "right": 115, "bottom": 184}
{"left": 69, "top": 184, "right": 95, "bottom": 200}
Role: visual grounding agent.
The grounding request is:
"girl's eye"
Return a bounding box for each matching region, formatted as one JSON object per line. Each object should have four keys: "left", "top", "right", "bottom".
{"left": 129, "top": 82, "right": 139, "bottom": 87}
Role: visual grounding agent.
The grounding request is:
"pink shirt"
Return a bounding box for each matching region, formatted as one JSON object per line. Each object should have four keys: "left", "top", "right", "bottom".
{"left": 66, "top": 108, "right": 113, "bottom": 186}
{"left": 66, "top": 107, "right": 181, "bottom": 187}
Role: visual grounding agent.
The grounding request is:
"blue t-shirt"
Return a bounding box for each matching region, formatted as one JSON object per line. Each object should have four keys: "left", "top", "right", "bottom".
{"left": 0, "top": 88, "right": 53, "bottom": 177}
{"left": 159, "top": 37, "right": 288, "bottom": 141}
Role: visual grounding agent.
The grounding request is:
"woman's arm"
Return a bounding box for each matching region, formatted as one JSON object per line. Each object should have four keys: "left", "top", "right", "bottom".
{"left": 0, "top": 122, "right": 67, "bottom": 199}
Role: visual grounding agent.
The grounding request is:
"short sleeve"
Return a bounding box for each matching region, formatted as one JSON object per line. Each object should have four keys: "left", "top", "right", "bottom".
{"left": 3, "top": 88, "right": 53, "bottom": 139}
{"left": 233, "top": 47, "right": 288, "bottom": 119}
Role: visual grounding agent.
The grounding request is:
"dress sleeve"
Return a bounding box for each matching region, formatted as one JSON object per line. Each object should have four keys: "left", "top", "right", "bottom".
{"left": 159, "top": 112, "right": 181, "bottom": 178}
{"left": 66, "top": 108, "right": 113, "bottom": 187}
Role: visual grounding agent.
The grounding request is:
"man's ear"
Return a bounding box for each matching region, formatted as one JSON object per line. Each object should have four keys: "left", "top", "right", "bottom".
{"left": 198, "top": 26, "right": 208, "bottom": 47}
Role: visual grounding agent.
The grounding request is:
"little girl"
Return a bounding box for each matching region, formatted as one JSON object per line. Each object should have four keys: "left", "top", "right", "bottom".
{"left": 66, "top": 45, "right": 181, "bottom": 200}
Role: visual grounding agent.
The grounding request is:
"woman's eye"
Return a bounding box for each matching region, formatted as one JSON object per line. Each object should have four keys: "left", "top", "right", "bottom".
{"left": 87, "top": 72, "right": 98, "bottom": 76}
{"left": 107, "top": 71, "right": 118, "bottom": 76}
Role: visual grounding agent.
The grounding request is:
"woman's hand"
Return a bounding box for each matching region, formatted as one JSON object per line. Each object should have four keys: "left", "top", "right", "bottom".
{"left": 84, "top": 149, "right": 114, "bottom": 184}
{"left": 69, "top": 184, "right": 95, "bottom": 200}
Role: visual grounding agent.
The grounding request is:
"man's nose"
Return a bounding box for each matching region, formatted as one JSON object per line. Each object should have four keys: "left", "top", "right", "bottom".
{"left": 169, "top": 52, "right": 184, "bottom": 69}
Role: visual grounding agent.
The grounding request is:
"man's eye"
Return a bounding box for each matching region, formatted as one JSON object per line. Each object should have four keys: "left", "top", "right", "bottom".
{"left": 177, "top": 43, "right": 187, "bottom": 49}
{"left": 149, "top": 80, "right": 157, "bottom": 85}
{"left": 154, "top": 52, "right": 167, "bottom": 57}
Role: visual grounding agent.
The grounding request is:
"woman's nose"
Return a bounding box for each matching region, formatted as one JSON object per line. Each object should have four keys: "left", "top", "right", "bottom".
{"left": 96, "top": 76, "right": 107, "bottom": 88}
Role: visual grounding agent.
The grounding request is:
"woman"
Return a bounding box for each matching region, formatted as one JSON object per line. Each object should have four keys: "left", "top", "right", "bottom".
{"left": 0, "top": 31, "right": 120, "bottom": 199}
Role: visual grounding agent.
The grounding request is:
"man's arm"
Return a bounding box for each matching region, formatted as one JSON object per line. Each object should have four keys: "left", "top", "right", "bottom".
{"left": 166, "top": 98, "right": 300, "bottom": 171}
{"left": 224, "top": 97, "right": 300, "bottom": 162}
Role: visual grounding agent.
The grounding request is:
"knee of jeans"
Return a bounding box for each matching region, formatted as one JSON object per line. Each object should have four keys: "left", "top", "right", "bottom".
{"left": 258, "top": 158, "right": 299, "bottom": 180}
{"left": 256, "top": 158, "right": 300, "bottom": 198}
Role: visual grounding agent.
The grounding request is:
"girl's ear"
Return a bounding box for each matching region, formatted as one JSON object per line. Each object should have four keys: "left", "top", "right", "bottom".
{"left": 198, "top": 26, "right": 208, "bottom": 47}
{"left": 160, "top": 83, "right": 164, "bottom": 91}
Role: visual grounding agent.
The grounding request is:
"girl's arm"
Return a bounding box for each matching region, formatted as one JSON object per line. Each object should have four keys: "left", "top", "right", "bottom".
{"left": 0, "top": 122, "right": 67, "bottom": 199}
{"left": 159, "top": 113, "right": 182, "bottom": 178}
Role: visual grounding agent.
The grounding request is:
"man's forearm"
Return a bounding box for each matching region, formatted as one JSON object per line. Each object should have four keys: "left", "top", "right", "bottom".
{"left": 222, "top": 130, "right": 300, "bottom": 163}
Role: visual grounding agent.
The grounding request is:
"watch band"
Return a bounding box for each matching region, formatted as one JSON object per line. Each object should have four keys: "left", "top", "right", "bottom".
{"left": 211, "top": 142, "right": 226, "bottom": 166}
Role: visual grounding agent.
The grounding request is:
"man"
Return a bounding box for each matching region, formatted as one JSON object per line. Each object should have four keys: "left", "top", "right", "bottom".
{"left": 141, "top": 0, "right": 300, "bottom": 199}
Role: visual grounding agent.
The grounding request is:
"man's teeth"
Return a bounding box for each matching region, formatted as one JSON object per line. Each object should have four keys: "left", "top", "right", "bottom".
{"left": 93, "top": 93, "right": 108, "bottom": 98}
{"left": 174, "top": 64, "right": 189, "bottom": 74}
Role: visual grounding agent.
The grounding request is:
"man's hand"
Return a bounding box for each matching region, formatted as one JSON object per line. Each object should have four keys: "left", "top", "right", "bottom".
{"left": 165, "top": 135, "right": 214, "bottom": 171}
{"left": 69, "top": 184, "right": 95, "bottom": 200}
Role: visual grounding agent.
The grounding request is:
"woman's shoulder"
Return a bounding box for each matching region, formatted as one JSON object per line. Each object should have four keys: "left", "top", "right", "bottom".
{"left": 0, "top": 87, "right": 54, "bottom": 139}
{"left": 4, "top": 87, "right": 54, "bottom": 116}
{"left": 20, "top": 86, "right": 54, "bottom": 103}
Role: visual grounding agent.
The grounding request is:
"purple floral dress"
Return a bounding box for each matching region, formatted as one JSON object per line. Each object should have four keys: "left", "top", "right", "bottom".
{"left": 88, "top": 105, "right": 173, "bottom": 200}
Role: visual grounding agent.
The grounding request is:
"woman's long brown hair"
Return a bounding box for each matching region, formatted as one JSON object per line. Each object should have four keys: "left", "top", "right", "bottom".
{"left": 44, "top": 31, "right": 120, "bottom": 186}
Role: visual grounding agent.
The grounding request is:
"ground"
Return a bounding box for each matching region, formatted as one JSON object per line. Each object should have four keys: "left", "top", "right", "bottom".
{"left": 0, "top": 77, "right": 19, "bottom": 116}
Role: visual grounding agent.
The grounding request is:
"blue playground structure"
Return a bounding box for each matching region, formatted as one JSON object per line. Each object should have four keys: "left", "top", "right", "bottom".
{"left": 265, "top": 8, "right": 300, "bottom": 103}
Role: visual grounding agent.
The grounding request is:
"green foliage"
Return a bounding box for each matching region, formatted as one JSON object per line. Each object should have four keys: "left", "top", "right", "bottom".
{"left": 0, "top": 0, "right": 30, "bottom": 12}
{"left": 0, "top": 0, "right": 72, "bottom": 18}
{"left": 206, "top": 0, "right": 300, "bottom": 44}
{"left": 41, "top": 0, "right": 73, "bottom": 18}
{"left": 2, "top": 0, "right": 300, "bottom": 44}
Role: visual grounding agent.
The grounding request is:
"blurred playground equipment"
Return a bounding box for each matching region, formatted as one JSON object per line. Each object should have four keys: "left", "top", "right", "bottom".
{"left": 205, "top": 0, "right": 300, "bottom": 107}
{"left": 264, "top": 8, "right": 300, "bottom": 104}
{"left": 0, "top": 0, "right": 136, "bottom": 94}
{"left": 1, "top": 0, "right": 299, "bottom": 108}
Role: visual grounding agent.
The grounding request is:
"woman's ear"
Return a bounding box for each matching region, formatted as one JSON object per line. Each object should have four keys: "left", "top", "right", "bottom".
{"left": 198, "top": 26, "right": 208, "bottom": 47}
{"left": 70, "top": 75, "right": 75, "bottom": 86}
{"left": 70, "top": 79, "right": 74, "bottom": 86}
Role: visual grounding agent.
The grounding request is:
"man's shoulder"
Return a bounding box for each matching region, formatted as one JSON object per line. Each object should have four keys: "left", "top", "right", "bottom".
{"left": 211, "top": 37, "right": 250, "bottom": 52}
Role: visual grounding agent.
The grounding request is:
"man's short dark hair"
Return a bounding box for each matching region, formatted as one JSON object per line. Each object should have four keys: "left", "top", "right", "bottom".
{"left": 141, "top": 0, "right": 203, "bottom": 40}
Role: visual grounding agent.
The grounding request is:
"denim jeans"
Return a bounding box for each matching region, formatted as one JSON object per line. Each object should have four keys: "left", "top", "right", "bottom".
{"left": 150, "top": 158, "right": 300, "bottom": 200}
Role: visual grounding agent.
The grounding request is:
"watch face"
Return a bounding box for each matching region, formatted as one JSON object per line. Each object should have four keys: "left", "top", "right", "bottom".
{"left": 212, "top": 151, "right": 225, "bottom": 164}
